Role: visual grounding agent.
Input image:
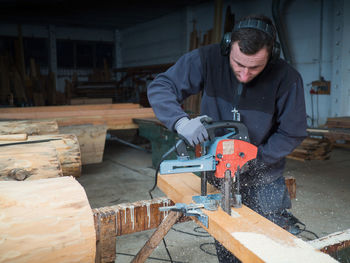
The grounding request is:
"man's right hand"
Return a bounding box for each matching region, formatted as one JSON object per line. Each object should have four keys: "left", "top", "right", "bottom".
{"left": 175, "top": 116, "right": 209, "bottom": 147}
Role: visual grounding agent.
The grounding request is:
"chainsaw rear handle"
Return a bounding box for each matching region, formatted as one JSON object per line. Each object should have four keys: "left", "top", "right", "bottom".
{"left": 201, "top": 119, "right": 250, "bottom": 142}
{"left": 175, "top": 118, "right": 250, "bottom": 156}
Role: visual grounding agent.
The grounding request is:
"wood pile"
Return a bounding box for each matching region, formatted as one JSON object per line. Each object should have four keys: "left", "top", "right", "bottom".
{"left": 287, "top": 137, "right": 333, "bottom": 161}
{"left": 0, "top": 51, "right": 63, "bottom": 107}
{"left": 326, "top": 117, "right": 350, "bottom": 129}
{"left": 0, "top": 104, "right": 155, "bottom": 164}
{"left": 325, "top": 117, "right": 350, "bottom": 148}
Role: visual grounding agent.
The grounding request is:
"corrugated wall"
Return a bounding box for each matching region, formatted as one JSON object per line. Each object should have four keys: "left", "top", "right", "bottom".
{"left": 121, "top": 11, "right": 188, "bottom": 67}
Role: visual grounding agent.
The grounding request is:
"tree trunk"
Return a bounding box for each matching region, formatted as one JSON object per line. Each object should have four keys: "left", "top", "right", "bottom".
{"left": 31, "top": 134, "right": 82, "bottom": 177}
{"left": 0, "top": 177, "right": 96, "bottom": 263}
{"left": 0, "top": 134, "right": 81, "bottom": 180}
{"left": 0, "top": 140, "right": 62, "bottom": 181}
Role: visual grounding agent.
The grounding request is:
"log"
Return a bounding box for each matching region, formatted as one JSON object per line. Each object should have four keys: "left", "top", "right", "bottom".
{"left": 32, "top": 134, "right": 81, "bottom": 177}
{"left": 0, "top": 134, "right": 81, "bottom": 178}
{"left": 0, "top": 177, "right": 96, "bottom": 263}
{"left": 158, "top": 172, "right": 337, "bottom": 263}
{"left": 0, "top": 120, "right": 59, "bottom": 135}
{"left": 59, "top": 124, "right": 107, "bottom": 165}
{"left": 0, "top": 140, "right": 62, "bottom": 181}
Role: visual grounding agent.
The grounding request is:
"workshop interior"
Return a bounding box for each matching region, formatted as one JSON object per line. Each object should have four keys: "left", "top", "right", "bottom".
{"left": 0, "top": 0, "right": 349, "bottom": 262}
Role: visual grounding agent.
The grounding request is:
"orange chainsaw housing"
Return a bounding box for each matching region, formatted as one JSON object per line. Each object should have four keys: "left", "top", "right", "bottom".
{"left": 214, "top": 139, "right": 257, "bottom": 179}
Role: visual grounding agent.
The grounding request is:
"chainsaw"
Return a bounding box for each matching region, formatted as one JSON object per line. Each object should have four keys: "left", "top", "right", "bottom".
{"left": 159, "top": 119, "right": 257, "bottom": 221}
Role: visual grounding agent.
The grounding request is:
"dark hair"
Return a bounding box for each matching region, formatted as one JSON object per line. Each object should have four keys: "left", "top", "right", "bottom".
{"left": 231, "top": 14, "right": 276, "bottom": 56}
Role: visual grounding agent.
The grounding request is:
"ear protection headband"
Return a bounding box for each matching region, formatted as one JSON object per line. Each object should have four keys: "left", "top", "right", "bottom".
{"left": 220, "top": 18, "right": 281, "bottom": 62}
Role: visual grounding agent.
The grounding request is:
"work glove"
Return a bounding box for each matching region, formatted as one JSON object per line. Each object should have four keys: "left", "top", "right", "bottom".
{"left": 175, "top": 116, "right": 210, "bottom": 147}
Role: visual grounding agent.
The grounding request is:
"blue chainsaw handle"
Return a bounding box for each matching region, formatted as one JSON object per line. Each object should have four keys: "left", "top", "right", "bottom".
{"left": 202, "top": 120, "right": 250, "bottom": 142}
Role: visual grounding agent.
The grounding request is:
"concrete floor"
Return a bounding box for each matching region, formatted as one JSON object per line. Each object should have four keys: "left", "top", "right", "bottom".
{"left": 77, "top": 133, "right": 350, "bottom": 263}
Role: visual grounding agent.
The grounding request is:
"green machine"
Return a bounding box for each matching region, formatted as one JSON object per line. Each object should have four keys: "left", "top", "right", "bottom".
{"left": 134, "top": 118, "right": 195, "bottom": 168}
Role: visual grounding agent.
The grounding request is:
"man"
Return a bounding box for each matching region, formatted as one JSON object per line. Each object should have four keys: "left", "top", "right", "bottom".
{"left": 147, "top": 14, "right": 307, "bottom": 263}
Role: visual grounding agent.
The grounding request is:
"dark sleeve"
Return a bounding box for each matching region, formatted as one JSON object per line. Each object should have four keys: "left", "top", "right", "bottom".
{"left": 257, "top": 76, "right": 307, "bottom": 164}
{"left": 147, "top": 49, "right": 203, "bottom": 131}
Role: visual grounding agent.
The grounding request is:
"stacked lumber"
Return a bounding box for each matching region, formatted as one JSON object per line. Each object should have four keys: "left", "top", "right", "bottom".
{"left": 0, "top": 104, "right": 154, "bottom": 165}
{"left": 326, "top": 117, "right": 350, "bottom": 129}
{"left": 70, "top": 97, "right": 113, "bottom": 105}
{"left": 0, "top": 53, "right": 61, "bottom": 107}
{"left": 325, "top": 117, "right": 350, "bottom": 148}
{"left": 287, "top": 137, "right": 333, "bottom": 161}
{"left": 0, "top": 177, "right": 96, "bottom": 263}
{"left": 0, "top": 103, "right": 155, "bottom": 130}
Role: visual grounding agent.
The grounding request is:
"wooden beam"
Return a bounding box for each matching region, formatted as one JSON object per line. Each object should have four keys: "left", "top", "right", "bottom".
{"left": 0, "top": 103, "right": 140, "bottom": 113}
{"left": 157, "top": 172, "right": 337, "bottom": 263}
{"left": 0, "top": 133, "right": 27, "bottom": 141}
{"left": 0, "top": 104, "right": 155, "bottom": 130}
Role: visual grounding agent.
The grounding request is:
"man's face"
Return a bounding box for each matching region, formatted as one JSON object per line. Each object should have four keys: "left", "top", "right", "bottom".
{"left": 229, "top": 41, "right": 269, "bottom": 83}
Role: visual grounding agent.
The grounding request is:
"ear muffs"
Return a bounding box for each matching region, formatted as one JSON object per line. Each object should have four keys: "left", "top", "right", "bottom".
{"left": 220, "top": 18, "right": 281, "bottom": 62}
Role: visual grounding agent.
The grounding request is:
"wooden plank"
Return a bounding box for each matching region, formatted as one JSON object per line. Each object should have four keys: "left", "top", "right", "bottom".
{"left": 92, "top": 198, "right": 189, "bottom": 263}
{"left": 0, "top": 133, "right": 27, "bottom": 141}
{"left": 0, "top": 103, "right": 140, "bottom": 114}
{"left": 70, "top": 98, "right": 113, "bottom": 105}
{"left": 326, "top": 117, "right": 350, "bottom": 129}
{"left": 157, "top": 172, "right": 337, "bottom": 263}
{"left": 0, "top": 105, "right": 155, "bottom": 131}
{"left": 0, "top": 107, "right": 152, "bottom": 119}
